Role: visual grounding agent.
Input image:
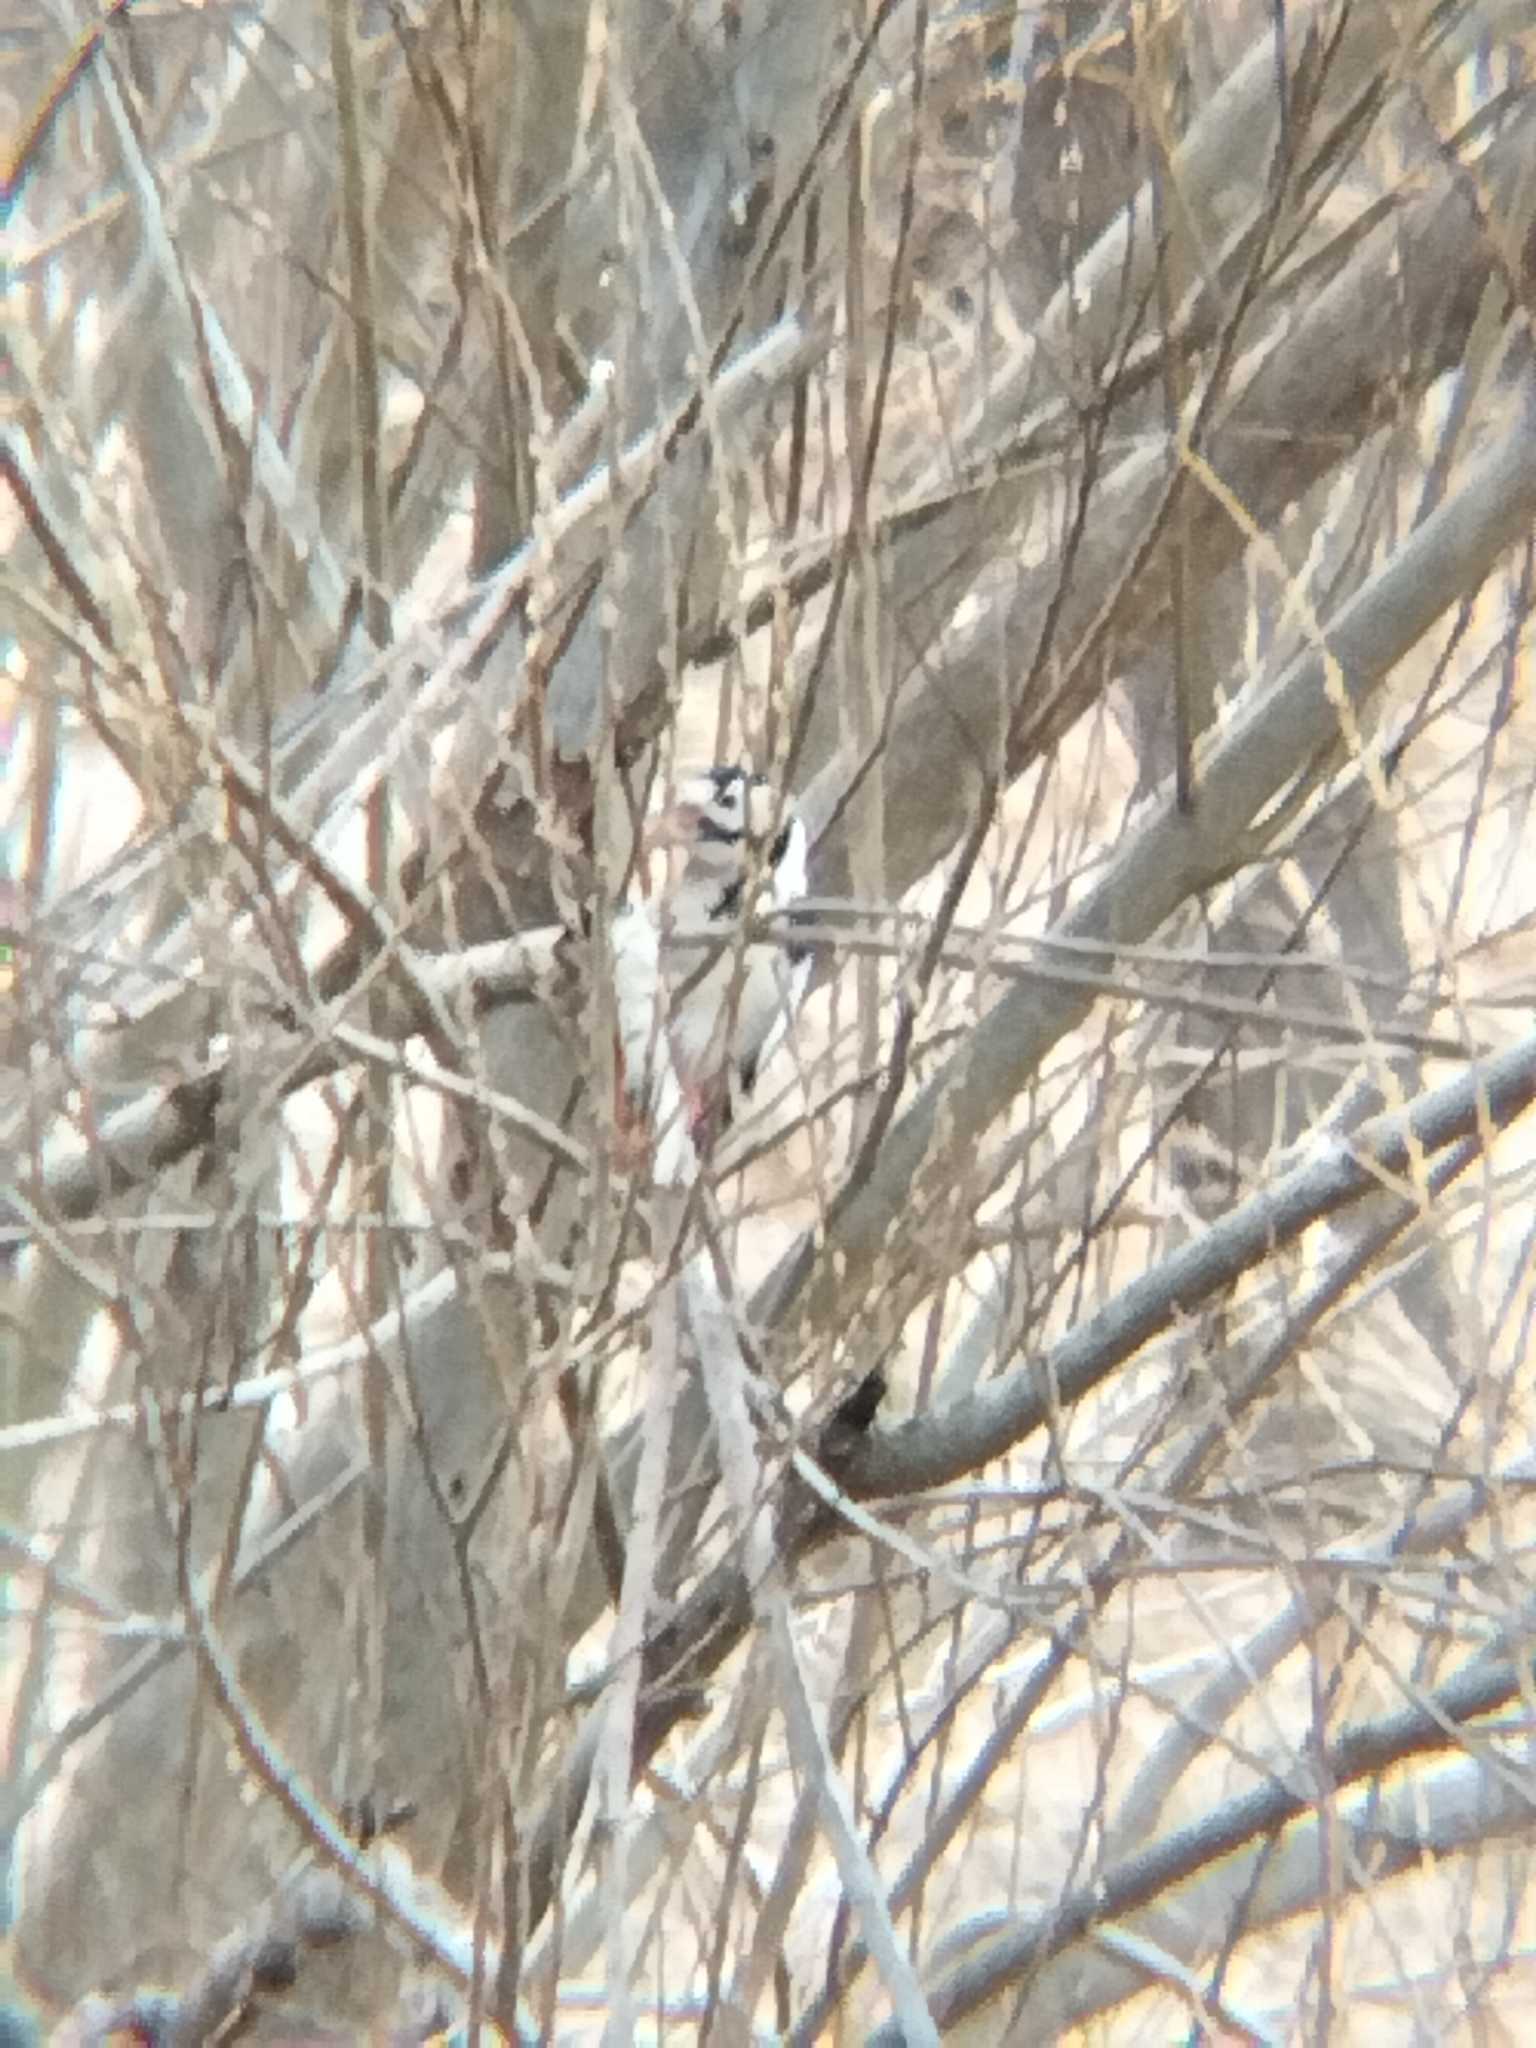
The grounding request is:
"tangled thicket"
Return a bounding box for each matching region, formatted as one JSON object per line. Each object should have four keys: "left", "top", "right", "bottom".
{"left": 7, "top": 1, "right": 1536, "bottom": 2039}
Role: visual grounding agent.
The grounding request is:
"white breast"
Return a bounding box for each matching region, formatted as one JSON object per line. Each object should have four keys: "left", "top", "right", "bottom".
{"left": 616, "top": 810, "right": 810, "bottom": 1140}
{"left": 672, "top": 809, "right": 808, "bottom": 1091}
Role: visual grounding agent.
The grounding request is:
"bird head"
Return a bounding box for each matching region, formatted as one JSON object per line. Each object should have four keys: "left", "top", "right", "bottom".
{"left": 643, "top": 766, "right": 804, "bottom": 924}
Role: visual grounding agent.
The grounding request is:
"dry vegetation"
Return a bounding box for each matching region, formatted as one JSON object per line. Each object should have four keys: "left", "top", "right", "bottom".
{"left": 6, "top": 0, "right": 1536, "bottom": 2039}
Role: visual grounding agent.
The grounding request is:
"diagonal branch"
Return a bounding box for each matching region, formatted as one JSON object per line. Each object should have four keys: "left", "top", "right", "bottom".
{"left": 763, "top": 382, "right": 1536, "bottom": 1333}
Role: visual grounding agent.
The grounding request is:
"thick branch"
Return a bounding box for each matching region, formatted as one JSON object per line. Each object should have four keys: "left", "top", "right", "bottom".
{"left": 764, "top": 389, "right": 1536, "bottom": 1331}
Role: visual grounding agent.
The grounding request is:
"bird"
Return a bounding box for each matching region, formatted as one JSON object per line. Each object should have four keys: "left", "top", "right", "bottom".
{"left": 613, "top": 765, "right": 811, "bottom": 1169}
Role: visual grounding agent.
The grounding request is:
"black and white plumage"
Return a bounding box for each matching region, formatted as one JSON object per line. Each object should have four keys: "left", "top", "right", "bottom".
{"left": 615, "top": 766, "right": 811, "bottom": 1168}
